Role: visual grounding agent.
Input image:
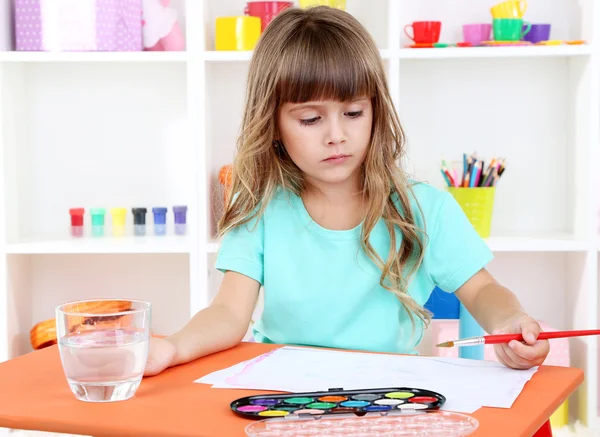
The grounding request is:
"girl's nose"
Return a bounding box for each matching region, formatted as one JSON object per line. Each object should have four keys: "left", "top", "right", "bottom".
{"left": 326, "top": 117, "right": 346, "bottom": 145}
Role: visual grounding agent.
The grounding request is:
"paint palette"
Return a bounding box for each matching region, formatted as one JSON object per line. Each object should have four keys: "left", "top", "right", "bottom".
{"left": 245, "top": 410, "right": 479, "bottom": 437}
{"left": 231, "top": 387, "right": 445, "bottom": 419}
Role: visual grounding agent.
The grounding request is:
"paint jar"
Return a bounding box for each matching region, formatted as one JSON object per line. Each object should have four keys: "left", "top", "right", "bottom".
{"left": 90, "top": 208, "right": 106, "bottom": 237}
{"left": 69, "top": 208, "right": 84, "bottom": 238}
{"left": 152, "top": 207, "right": 167, "bottom": 236}
{"left": 173, "top": 205, "right": 187, "bottom": 236}
{"left": 110, "top": 208, "right": 127, "bottom": 237}
{"left": 132, "top": 208, "right": 147, "bottom": 237}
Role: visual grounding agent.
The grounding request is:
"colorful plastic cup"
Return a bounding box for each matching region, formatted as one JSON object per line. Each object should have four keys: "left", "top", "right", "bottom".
{"left": 90, "top": 208, "right": 106, "bottom": 237}
{"left": 173, "top": 205, "right": 187, "bottom": 236}
{"left": 132, "top": 208, "right": 147, "bottom": 237}
{"left": 69, "top": 208, "right": 84, "bottom": 238}
{"left": 462, "top": 23, "right": 491, "bottom": 47}
{"left": 492, "top": 18, "right": 530, "bottom": 41}
{"left": 522, "top": 23, "right": 551, "bottom": 43}
{"left": 110, "top": 208, "right": 127, "bottom": 237}
{"left": 152, "top": 207, "right": 167, "bottom": 236}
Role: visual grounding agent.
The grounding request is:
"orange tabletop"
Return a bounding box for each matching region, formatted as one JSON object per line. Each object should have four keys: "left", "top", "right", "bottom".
{"left": 0, "top": 342, "right": 583, "bottom": 437}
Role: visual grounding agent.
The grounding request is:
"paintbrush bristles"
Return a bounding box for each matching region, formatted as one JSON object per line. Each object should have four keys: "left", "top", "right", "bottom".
{"left": 436, "top": 341, "right": 454, "bottom": 348}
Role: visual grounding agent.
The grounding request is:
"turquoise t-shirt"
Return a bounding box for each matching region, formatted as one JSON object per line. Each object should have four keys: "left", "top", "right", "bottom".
{"left": 215, "top": 181, "right": 493, "bottom": 354}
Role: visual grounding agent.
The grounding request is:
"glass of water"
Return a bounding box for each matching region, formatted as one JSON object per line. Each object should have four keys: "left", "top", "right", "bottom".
{"left": 55, "top": 298, "right": 151, "bottom": 402}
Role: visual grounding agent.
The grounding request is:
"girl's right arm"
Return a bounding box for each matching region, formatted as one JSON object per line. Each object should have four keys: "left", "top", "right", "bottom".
{"left": 144, "top": 271, "right": 260, "bottom": 376}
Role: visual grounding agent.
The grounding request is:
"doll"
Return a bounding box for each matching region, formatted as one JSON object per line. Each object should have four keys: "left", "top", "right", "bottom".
{"left": 143, "top": 0, "right": 185, "bottom": 51}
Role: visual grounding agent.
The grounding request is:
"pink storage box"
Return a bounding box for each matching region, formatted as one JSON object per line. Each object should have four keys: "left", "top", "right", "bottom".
{"left": 14, "top": 0, "right": 143, "bottom": 51}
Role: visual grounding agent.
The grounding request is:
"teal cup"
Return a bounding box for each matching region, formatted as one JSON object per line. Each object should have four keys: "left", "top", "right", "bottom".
{"left": 493, "top": 18, "right": 531, "bottom": 41}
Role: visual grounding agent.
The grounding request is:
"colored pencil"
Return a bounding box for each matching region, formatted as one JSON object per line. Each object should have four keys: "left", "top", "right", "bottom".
{"left": 440, "top": 154, "right": 506, "bottom": 188}
{"left": 436, "top": 329, "right": 600, "bottom": 348}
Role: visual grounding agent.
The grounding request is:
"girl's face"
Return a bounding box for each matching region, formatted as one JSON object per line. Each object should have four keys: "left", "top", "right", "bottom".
{"left": 277, "top": 98, "right": 373, "bottom": 190}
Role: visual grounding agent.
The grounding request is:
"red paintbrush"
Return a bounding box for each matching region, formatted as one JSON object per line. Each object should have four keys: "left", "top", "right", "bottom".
{"left": 436, "top": 329, "right": 600, "bottom": 348}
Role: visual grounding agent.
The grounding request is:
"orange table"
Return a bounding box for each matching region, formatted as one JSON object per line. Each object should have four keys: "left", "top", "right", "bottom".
{"left": 0, "top": 342, "right": 583, "bottom": 437}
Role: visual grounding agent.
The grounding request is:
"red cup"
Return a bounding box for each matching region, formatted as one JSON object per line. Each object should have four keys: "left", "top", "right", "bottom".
{"left": 245, "top": 1, "right": 293, "bottom": 32}
{"left": 404, "top": 21, "right": 442, "bottom": 44}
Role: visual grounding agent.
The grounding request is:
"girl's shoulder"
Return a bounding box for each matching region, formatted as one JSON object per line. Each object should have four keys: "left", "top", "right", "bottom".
{"left": 394, "top": 179, "right": 450, "bottom": 223}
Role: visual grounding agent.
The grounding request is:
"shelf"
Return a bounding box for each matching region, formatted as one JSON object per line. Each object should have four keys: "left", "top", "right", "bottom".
{"left": 203, "top": 51, "right": 253, "bottom": 62}
{"left": 208, "top": 240, "right": 219, "bottom": 253}
{"left": 398, "top": 45, "right": 592, "bottom": 60}
{"left": 207, "top": 235, "right": 589, "bottom": 255}
{"left": 0, "top": 51, "right": 188, "bottom": 63}
{"left": 204, "top": 49, "right": 392, "bottom": 62}
{"left": 485, "top": 234, "right": 590, "bottom": 252}
{"left": 5, "top": 236, "right": 191, "bottom": 254}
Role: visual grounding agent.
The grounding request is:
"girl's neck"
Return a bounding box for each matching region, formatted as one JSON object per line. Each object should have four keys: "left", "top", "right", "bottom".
{"left": 301, "top": 177, "right": 366, "bottom": 231}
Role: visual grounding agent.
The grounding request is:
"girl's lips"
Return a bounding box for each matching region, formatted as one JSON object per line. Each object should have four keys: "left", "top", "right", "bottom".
{"left": 324, "top": 154, "right": 350, "bottom": 164}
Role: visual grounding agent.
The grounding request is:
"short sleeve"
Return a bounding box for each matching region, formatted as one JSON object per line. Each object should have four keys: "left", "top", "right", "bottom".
{"left": 424, "top": 192, "right": 493, "bottom": 293}
{"left": 215, "top": 215, "right": 264, "bottom": 285}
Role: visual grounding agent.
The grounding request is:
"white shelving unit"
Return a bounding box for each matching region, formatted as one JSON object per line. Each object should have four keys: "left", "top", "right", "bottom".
{"left": 0, "top": 0, "right": 598, "bottom": 431}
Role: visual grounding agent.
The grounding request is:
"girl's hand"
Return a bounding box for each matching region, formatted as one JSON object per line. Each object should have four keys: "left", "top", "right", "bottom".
{"left": 144, "top": 337, "right": 178, "bottom": 377}
{"left": 493, "top": 313, "right": 549, "bottom": 370}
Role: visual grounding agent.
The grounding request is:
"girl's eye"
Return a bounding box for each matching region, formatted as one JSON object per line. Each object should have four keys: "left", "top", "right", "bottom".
{"left": 346, "top": 110, "right": 363, "bottom": 118}
{"left": 300, "top": 117, "right": 320, "bottom": 126}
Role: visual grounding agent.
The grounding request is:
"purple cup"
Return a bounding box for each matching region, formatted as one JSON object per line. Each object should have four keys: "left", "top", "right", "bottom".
{"left": 523, "top": 24, "right": 551, "bottom": 43}
{"left": 462, "top": 23, "right": 492, "bottom": 47}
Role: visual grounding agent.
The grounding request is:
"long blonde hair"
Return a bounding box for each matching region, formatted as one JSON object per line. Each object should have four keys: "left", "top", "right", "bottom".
{"left": 218, "top": 6, "right": 431, "bottom": 328}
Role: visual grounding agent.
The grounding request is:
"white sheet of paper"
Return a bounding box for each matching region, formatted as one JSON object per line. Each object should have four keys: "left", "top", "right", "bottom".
{"left": 195, "top": 346, "right": 538, "bottom": 414}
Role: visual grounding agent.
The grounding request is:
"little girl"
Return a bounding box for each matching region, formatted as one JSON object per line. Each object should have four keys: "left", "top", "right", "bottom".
{"left": 145, "top": 6, "right": 548, "bottom": 375}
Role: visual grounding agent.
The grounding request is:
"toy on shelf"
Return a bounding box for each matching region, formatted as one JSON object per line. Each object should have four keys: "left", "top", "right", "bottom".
{"left": 68, "top": 205, "right": 187, "bottom": 238}
{"left": 299, "top": 0, "right": 346, "bottom": 10}
{"left": 404, "top": 21, "right": 442, "bottom": 47}
{"left": 219, "top": 164, "right": 233, "bottom": 204}
{"left": 152, "top": 207, "right": 168, "bottom": 236}
{"left": 90, "top": 208, "right": 106, "bottom": 237}
{"left": 405, "top": 1, "right": 585, "bottom": 49}
{"left": 215, "top": 16, "right": 261, "bottom": 51}
{"left": 215, "top": 1, "right": 295, "bottom": 51}
{"left": 173, "top": 205, "right": 188, "bottom": 236}
{"left": 440, "top": 154, "right": 506, "bottom": 238}
{"left": 490, "top": 0, "right": 527, "bottom": 19}
{"left": 29, "top": 300, "right": 133, "bottom": 351}
{"left": 29, "top": 318, "right": 57, "bottom": 350}
{"left": 143, "top": 0, "right": 185, "bottom": 51}
{"left": 132, "top": 208, "right": 148, "bottom": 236}
{"left": 69, "top": 208, "right": 85, "bottom": 238}
{"left": 245, "top": 1, "right": 293, "bottom": 33}
{"left": 14, "top": 0, "right": 143, "bottom": 52}
{"left": 110, "top": 208, "right": 127, "bottom": 237}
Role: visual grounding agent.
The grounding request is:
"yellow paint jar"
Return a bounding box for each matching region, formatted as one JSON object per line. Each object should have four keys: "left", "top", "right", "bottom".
{"left": 110, "top": 208, "right": 127, "bottom": 237}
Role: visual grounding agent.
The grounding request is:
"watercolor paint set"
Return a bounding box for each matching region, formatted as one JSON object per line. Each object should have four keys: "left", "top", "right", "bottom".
{"left": 230, "top": 386, "right": 446, "bottom": 419}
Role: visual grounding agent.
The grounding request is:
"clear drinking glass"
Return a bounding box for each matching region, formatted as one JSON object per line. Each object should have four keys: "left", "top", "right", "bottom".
{"left": 55, "top": 298, "right": 151, "bottom": 402}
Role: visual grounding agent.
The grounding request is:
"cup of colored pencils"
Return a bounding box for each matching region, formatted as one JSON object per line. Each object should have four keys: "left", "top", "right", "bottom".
{"left": 441, "top": 154, "right": 506, "bottom": 238}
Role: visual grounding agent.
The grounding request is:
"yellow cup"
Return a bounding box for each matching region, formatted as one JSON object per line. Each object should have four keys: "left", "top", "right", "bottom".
{"left": 491, "top": 0, "right": 527, "bottom": 19}
{"left": 215, "top": 16, "right": 261, "bottom": 51}
{"left": 447, "top": 187, "right": 495, "bottom": 238}
{"left": 299, "top": 0, "right": 346, "bottom": 10}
